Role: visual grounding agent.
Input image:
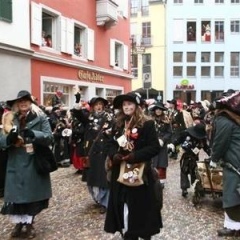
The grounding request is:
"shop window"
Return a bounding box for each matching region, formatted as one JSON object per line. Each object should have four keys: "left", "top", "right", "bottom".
{"left": 173, "top": 66, "right": 183, "bottom": 77}
{"left": 201, "top": 52, "right": 211, "bottom": 62}
{"left": 201, "top": 91, "right": 223, "bottom": 102}
{"left": 201, "top": 21, "right": 211, "bottom": 42}
{"left": 110, "top": 39, "right": 128, "bottom": 70}
{"left": 0, "top": 0, "right": 12, "bottom": 23}
{"left": 230, "top": 52, "right": 240, "bottom": 77}
{"left": 173, "top": 52, "right": 183, "bottom": 62}
{"left": 187, "top": 52, "right": 196, "bottom": 62}
{"left": 187, "top": 21, "right": 196, "bottom": 42}
{"left": 215, "top": 52, "right": 224, "bottom": 62}
{"left": 201, "top": 66, "right": 211, "bottom": 77}
{"left": 231, "top": 20, "right": 240, "bottom": 33}
{"left": 43, "top": 83, "right": 69, "bottom": 107}
{"left": 214, "top": 66, "right": 224, "bottom": 77}
{"left": 187, "top": 66, "right": 196, "bottom": 77}
{"left": 106, "top": 89, "right": 122, "bottom": 103}
{"left": 215, "top": 21, "right": 224, "bottom": 42}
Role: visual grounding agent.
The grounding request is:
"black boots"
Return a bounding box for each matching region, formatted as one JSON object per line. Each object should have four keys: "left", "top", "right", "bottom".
{"left": 10, "top": 223, "right": 36, "bottom": 239}
{"left": 25, "top": 224, "right": 36, "bottom": 239}
{"left": 10, "top": 223, "right": 23, "bottom": 238}
{"left": 217, "top": 228, "right": 240, "bottom": 237}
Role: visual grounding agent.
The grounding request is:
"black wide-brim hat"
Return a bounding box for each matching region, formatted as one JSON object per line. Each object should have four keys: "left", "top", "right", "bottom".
{"left": 113, "top": 92, "right": 142, "bottom": 109}
{"left": 151, "top": 103, "right": 168, "bottom": 111}
{"left": 186, "top": 123, "right": 206, "bottom": 139}
{"left": 89, "top": 97, "right": 108, "bottom": 107}
{"left": 7, "top": 90, "right": 34, "bottom": 107}
{"left": 167, "top": 99, "right": 177, "bottom": 106}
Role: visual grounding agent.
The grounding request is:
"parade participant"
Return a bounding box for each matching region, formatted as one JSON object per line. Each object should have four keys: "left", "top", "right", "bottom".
{"left": 104, "top": 92, "right": 163, "bottom": 240}
{"left": 210, "top": 91, "right": 240, "bottom": 237}
{"left": 83, "top": 96, "right": 113, "bottom": 214}
{"left": 0, "top": 90, "right": 53, "bottom": 239}
{"left": 178, "top": 123, "right": 210, "bottom": 197}
{"left": 151, "top": 103, "right": 172, "bottom": 188}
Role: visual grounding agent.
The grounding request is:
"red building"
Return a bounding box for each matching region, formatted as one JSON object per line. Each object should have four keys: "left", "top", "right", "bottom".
{"left": 30, "top": 0, "right": 131, "bottom": 108}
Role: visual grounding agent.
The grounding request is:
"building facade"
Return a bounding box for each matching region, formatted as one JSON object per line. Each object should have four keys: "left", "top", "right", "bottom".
{"left": 130, "top": 0, "right": 166, "bottom": 100}
{"left": 0, "top": 0, "right": 132, "bottom": 107}
{"left": 0, "top": 0, "right": 32, "bottom": 101}
{"left": 167, "top": 0, "right": 240, "bottom": 103}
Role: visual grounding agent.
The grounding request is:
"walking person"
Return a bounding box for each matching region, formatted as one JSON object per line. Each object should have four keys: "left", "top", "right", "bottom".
{"left": 210, "top": 91, "right": 240, "bottom": 237}
{"left": 151, "top": 103, "right": 172, "bottom": 188}
{"left": 0, "top": 90, "right": 53, "bottom": 239}
{"left": 104, "top": 92, "right": 163, "bottom": 240}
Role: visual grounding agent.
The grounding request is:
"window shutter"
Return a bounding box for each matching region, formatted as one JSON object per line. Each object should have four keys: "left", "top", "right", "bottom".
{"left": 87, "top": 28, "right": 94, "bottom": 61}
{"left": 123, "top": 44, "right": 128, "bottom": 70}
{"left": 60, "top": 16, "right": 67, "bottom": 53}
{"left": 0, "top": 0, "right": 12, "bottom": 23}
{"left": 110, "top": 39, "right": 115, "bottom": 66}
{"left": 31, "top": 2, "right": 42, "bottom": 46}
{"left": 66, "top": 18, "right": 74, "bottom": 55}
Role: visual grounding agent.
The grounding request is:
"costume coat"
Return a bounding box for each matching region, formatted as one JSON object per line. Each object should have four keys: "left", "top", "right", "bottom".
{"left": 211, "top": 113, "right": 240, "bottom": 208}
{"left": 0, "top": 112, "right": 53, "bottom": 203}
{"left": 104, "top": 120, "right": 162, "bottom": 238}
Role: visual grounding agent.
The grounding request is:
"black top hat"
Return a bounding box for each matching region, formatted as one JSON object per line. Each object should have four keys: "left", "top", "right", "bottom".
{"left": 7, "top": 90, "right": 33, "bottom": 107}
{"left": 151, "top": 103, "right": 168, "bottom": 112}
{"left": 186, "top": 123, "right": 206, "bottom": 139}
{"left": 113, "top": 92, "right": 142, "bottom": 109}
{"left": 167, "top": 99, "right": 177, "bottom": 105}
{"left": 89, "top": 97, "right": 108, "bottom": 107}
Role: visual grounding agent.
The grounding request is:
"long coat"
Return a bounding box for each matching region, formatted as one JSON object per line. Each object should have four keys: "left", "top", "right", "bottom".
{"left": 211, "top": 113, "right": 240, "bottom": 208}
{"left": 0, "top": 111, "right": 53, "bottom": 203}
{"left": 104, "top": 120, "right": 162, "bottom": 238}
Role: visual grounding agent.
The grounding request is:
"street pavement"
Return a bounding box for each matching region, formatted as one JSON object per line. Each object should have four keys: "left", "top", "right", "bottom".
{"left": 0, "top": 156, "right": 238, "bottom": 240}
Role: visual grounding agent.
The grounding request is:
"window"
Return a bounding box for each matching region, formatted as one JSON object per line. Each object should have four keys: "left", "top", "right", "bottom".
{"left": 173, "top": 67, "right": 183, "bottom": 77}
{"left": 214, "top": 66, "right": 224, "bottom": 77}
{"left": 74, "top": 24, "right": 89, "bottom": 58}
{"left": 43, "top": 83, "right": 70, "bottom": 107}
{"left": 231, "top": 0, "right": 240, "bottom": 3}
{"left": 187, "top": 52, "right": 196, "bottom": 62}
{"left": 187, "top": 67, "right": 196, "bottom": 77}
{"left": 201, "top": 21, "right": 211, "bottom": 42}
{"left": 215, "top": 21, "right": 224, "bottom": 42}
{"left": 130, "top": 0, "right": 139, "bottom": 17}
{"left": 173, "top": 52, "right": 183, "bottom": 62}
{"left": 215, "top": 0, "right": 224, "bottom": 3}
{"left": 201, "top": 67, "right": 211, "bottom": 77}
{"left": 110, "top": 39, "right": 128, "bottom": 70}
{"left": 0, "top": 0, "right": 12, "bottom": 22}
{"left": 142, "top": 22, "right": 151, "bottom": 46}
{"left": 231, "top": 20, "right": 240, "bottom": 33}
{"left": 142, "top": 53, "right": 151, "bottom": 66}
{"left": 215, "top": 52, "right": 224, "bottom": 62}
{"left": 174, "top": 0, "right": 183, "bottom": 3}
{"left": 201, "top": 52, "right": 211, "bottom": 62}
{"left": 230, "top": 52, "right": 239, "bottom": 77}
{"left": 131, "top": 54, "right": 138, "bottom": 78}
{"left": 187, "top": 22, "right": 196, "bottom": 42}
{"left": 194, "top": 0, "right": 203, "bottom": 3}
{"left": 141, "top": 0, "right": 149, "bottom": 16}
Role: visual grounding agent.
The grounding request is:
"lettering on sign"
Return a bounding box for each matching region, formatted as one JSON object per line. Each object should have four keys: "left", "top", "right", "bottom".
{"left": 78, "top": 70, "right": 104, "bottom": 83}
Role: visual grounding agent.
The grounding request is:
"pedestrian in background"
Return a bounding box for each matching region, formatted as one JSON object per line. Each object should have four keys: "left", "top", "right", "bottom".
{"left": 210, "top": 91, "right": 240, "bottom": 237}
{"left": 0, "top": 90, "right": 53, "bottom": 239}
{"left": 104, "top": 92, "right": 162, "bottom": 240}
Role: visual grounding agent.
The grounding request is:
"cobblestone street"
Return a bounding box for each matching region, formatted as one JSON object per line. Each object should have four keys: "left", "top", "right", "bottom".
{"left": 0, "top": 158, "right": 238, "bottom": 240}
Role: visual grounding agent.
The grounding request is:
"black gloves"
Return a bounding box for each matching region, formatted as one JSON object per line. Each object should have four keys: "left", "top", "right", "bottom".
{"left": 75, "top": 92, "right": 81, "bottom": 103}
{"left": 122, "top": 153, "right": 135, "bottom": 162}
{"left": 113, "top": 153, "right": 124, "bottom": 165}
{"left": 21, "top": 128, "right": 35, "bottom": 139}
{"left": 6, "top": 128, "right": 19, "bottom": 145}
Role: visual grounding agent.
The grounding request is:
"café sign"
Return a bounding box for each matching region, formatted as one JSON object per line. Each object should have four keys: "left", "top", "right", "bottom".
{"left": 78, "top": 70, "right": 104, "bottom": 83}
{"left": 176, "top": 79, "right": 194, "bottom": 90}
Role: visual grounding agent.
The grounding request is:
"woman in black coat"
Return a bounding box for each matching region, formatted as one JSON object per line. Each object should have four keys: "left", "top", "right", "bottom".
{"left": 104, "top": 92, "right": 162, "bottom": 240}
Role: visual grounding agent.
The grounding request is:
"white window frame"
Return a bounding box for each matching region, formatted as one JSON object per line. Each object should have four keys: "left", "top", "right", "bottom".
{"left": 110, "top": 39, "right": 128, "bottom": 70}
{"left": 31, "top": 2, "right": 61, "bottom": 52}
{"left": 230, "top": 20, "right": 240, "bottom": 34}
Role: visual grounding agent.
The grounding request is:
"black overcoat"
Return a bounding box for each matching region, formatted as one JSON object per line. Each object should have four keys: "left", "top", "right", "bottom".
{"left": 104, "top": 120, "right": 163, "bottom": 238}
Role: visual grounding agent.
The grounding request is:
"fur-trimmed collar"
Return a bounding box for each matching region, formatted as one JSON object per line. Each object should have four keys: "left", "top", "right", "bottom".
{"left": 216, "top": 109, "right": 240, "bottom": 126}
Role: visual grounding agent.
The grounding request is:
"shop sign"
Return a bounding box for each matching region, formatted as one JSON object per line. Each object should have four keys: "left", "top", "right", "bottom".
{"left": 78, "top": 70, "right": 104, "bottom": 83}
{"left": 176, "top": 79, "right": 194, "bottom": 90}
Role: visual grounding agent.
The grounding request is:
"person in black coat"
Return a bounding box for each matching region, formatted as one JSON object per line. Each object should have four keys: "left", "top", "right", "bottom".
{"left": 104, "top": 92, "right": 162, "bottom": 240}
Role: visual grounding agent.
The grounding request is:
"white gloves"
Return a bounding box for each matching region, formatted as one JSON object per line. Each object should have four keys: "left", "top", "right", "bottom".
{"left": 159, "top": 139, "right": 164, "bottom": 147}
{"left": 167, "top": 143, "right": 175, "bottom": 152}
{"left": 209, "top": 160, "right": 217, "bottom": 168}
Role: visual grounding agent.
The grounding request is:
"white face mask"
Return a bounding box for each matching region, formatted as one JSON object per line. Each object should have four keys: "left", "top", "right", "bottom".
{"left": 122, "top": 101, "right": 136, "bottom": 116}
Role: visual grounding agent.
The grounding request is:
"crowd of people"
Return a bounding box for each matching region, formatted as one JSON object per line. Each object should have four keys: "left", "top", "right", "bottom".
{"left": 0, "top": 88, "right": 240, "bottom": 239}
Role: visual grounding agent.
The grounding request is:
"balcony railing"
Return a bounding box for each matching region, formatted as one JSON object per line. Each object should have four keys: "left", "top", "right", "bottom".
{"left": 141, "top": 36, "right": 152, "bottom": 46}
{"left": 96, "top": 0, "right": 118, "bottom": 27}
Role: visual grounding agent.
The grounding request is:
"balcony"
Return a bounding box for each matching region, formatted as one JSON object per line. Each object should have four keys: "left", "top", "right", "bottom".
{"left": 96, "top": 0, "right": 118, "bottom": 27}
{"left": 141, "top": 36, "right": 152, "bottom": 46}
